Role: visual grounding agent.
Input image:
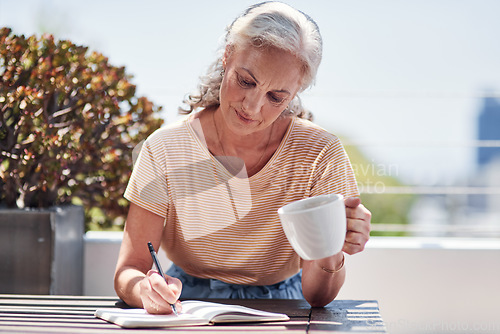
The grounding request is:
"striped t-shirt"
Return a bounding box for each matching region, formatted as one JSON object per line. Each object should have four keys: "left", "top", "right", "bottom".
{"left": 124, "top": 115, "right": 359, "bottom": 285}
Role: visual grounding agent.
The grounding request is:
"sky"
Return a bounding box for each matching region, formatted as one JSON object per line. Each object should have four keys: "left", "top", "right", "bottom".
{"left": 1, "top": 0, "right": 500, "bottom": 186}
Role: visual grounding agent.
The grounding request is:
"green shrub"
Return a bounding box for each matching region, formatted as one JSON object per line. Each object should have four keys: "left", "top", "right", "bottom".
{"left": 0, "top": 27, "right": 164, "bottom": 230}
{"left": 343, "top": 141, "right": 416, "bottom": 237}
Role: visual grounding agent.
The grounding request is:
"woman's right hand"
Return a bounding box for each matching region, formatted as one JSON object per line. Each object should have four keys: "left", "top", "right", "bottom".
{"left": 114, "top": 203, "right": 181, "bottom": 312}
{"left": 139, "top": 270, "right": 183, "bottom": 314}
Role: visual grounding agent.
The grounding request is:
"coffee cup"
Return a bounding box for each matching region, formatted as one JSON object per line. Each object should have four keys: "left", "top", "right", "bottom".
{"left": 277, "top": 194, "right": 346, "bottom": 260}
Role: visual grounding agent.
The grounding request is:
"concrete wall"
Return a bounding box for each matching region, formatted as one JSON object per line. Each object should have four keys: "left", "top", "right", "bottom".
{"left": 336, "top": 237, "right": 500, "bottom": 333}
{"left": 84, "top": 233, "right": 500, "bottom": 333}
{"left": 83, "top": 231, "right": 171, "bottom": 297}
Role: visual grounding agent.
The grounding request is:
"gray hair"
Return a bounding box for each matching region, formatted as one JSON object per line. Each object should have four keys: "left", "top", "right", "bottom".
{"left": 180, "top": 1, "right": 322, "bottom": 120}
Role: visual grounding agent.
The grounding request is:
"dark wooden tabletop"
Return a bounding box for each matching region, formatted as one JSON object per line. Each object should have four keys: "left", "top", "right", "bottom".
{"left": 0, "top": 294, "right": 386, "bottom": 333}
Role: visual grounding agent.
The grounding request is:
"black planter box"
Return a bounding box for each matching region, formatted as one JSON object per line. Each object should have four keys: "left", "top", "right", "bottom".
{"left": 0, "top": 205, "right": 84, "bottom": 295}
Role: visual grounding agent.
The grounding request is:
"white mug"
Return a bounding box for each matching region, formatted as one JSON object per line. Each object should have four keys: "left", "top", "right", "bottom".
{"left": 277, "top": 194, "right": 346, "bottom": 260}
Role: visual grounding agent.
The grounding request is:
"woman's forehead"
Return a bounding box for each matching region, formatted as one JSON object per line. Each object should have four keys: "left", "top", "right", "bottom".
{"left": 227, "top": 45, "right": 304, "bottom": 91}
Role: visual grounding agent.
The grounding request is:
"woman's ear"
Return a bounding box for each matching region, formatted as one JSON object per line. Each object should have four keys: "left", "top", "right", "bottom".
{"left": 222, "top": 44, "right": 234, "bottom": 70}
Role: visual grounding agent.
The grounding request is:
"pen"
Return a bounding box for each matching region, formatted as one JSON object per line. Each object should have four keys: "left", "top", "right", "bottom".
{"left": 147, "top": 242, "right": 178, "bottom": 315}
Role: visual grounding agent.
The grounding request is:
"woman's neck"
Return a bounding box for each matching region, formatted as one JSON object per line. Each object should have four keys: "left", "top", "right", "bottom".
{"left": 194, "top": 108, "right": 291, "bottom": 176}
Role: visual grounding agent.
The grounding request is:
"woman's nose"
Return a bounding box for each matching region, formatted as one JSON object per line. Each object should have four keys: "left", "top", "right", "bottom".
{"left": 242, "top": 89, "right": 265, "bottom": 116}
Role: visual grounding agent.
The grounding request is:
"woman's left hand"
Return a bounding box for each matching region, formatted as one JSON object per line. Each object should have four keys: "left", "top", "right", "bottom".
{"left": 342, "top": 197, "right": 371, "bottom": 255}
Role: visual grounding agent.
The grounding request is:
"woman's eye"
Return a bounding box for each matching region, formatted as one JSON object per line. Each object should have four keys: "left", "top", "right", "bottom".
{"left": 237, "top": 74, "right": 254, "bottom": 88}
{"left": 268, "top": 93, "right": 285, "bottom": 104}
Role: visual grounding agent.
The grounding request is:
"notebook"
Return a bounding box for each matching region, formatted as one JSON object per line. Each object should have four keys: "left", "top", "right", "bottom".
{"left": 95, "top": 300, "right": 290, "bottom": 328}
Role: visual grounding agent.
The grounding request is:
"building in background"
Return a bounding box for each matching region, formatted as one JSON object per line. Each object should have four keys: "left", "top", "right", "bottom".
{"left": 409, "top": 94, "right": 500, "bottom": 237}
{"left": 472, "top": 95, "right": 500, "bottom": 228}
{"left": 477, "top": 96, "right": 500, "bottom": 167}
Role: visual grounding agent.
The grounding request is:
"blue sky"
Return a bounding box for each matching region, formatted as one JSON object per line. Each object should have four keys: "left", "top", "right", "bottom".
{"left": 2, "top": 0, "right": 499, "bottom": 185}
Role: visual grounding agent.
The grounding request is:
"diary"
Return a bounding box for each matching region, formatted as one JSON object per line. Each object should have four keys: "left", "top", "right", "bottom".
{"left": 95, "top": 300, "right": 290, "bottom": 328}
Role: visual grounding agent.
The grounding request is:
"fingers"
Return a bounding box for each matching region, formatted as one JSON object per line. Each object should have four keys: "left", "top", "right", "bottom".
{"left": 345, "top": 197, "right": 370, "bottom": 221}
{"left": 344, "top": 196, "right": 361, "bottom": 208}
{"left": 343, "top": 200, "right": 372, "bottom": 255}
{"left": 140, "top": 270, "right": 183, "bottom": 314}
{"left": 151, "top": 271, "right": 182, "bottom": 303}
{"left": 342, "top": 227, "right": 370, "bottom": 255}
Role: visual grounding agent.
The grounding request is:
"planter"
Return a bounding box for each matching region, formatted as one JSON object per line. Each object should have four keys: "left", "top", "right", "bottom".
{"left": 0, "top": 205, "right": 84, "bottom": 295}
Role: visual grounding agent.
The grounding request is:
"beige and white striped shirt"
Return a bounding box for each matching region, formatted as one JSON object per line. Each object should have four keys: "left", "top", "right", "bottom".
{"left": 124, "top": 115, "right": 359, "bottom": 285}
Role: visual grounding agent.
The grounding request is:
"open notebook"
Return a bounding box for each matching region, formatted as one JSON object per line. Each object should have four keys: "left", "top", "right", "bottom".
{"left": 95, "top": 300, "right": 290, "bottom": 328}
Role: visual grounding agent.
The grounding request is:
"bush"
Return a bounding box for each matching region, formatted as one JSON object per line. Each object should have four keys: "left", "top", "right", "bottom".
{"left": 0, "top": 27, "right": 164, "bottom": 230}
{"left": 343, "top": 141, "right": 416, "bottom": 237}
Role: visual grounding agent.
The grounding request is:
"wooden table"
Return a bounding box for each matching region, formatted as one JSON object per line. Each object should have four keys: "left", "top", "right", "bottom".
{"left": 0, "top": 294, "right": 386, "bottom": 333}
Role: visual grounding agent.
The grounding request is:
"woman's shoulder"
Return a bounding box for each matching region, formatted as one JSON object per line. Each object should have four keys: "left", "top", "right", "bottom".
{"left": 290, "top": 117, "right": 341, "bottom": 146}
{"left": 145, "top": 116, "right": 190, "bottom": 143}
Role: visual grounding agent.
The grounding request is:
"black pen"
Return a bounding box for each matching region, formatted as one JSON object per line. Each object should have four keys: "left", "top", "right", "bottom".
{"left": 147, "top": 242, "right": 178, "bottom": 315}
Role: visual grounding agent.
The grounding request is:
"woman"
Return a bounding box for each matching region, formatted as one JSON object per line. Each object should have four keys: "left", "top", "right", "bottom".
{"left": 114, "top": 1, "right": 371, "bottom": 314}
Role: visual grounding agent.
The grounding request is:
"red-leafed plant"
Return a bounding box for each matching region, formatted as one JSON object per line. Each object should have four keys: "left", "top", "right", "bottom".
{"left": 0, "top": 27, "right": 164, "bottom": 230}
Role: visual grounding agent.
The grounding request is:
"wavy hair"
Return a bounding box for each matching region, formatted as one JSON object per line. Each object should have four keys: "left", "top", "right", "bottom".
{"left": 180, "top": 2, "right": 322, "bottom": 120}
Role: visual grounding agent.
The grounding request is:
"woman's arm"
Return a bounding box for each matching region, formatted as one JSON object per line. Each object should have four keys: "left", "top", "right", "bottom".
{"left": 301, "top": 252, "right": 346, "bottom": 307}
{"left": 301, "top": 197, "right": 371, "bottom": 307}
{"left": 114, "top": 203, "right": 182, "bottom": 314}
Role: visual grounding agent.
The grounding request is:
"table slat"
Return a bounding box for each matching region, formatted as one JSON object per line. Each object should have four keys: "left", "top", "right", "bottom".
{"left": 309, "top": 300, "right": 386, "bottom": 333}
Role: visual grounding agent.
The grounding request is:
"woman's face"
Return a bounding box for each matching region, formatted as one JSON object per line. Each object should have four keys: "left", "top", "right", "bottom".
{"left": 219, "top": 45, "right": 304, "bottom": 136}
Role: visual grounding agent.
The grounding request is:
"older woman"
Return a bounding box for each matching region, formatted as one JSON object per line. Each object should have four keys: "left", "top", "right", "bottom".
{"left": 114, "top": 2, "right": 371, "bottom": 314}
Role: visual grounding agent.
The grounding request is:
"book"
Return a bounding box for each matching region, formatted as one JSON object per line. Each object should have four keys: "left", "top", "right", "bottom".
{"left": 95, "top": 300, "right": 290, "bottom": 328}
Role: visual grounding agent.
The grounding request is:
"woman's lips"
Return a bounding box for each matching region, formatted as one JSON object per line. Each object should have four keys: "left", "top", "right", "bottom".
{"left": 235, "top": 109, "right": 256, "bottom": 124}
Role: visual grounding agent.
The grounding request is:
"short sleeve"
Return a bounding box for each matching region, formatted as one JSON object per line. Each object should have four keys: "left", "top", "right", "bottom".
{"left": 308, "top": 137, "right": 359, "bottom": 199}
{"left": 124, "top": 137, "right": 169, "bottom": 218}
